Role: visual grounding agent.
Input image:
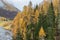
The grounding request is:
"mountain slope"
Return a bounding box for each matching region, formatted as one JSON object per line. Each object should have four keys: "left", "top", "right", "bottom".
{"left": 0, "top": 0, "right": 20, "bottom": 11}
{"left": 0, "top": 8, "right": 17, "bottom": 19}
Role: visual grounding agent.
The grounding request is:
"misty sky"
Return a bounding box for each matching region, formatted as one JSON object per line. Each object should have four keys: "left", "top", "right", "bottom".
{"left": 0, "top": 0, "right": 43, "bottom": 11}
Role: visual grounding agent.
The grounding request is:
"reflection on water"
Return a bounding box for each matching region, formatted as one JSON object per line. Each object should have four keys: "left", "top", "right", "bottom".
{"left": 0, "top": 27, "right": 13, "bottom": 40}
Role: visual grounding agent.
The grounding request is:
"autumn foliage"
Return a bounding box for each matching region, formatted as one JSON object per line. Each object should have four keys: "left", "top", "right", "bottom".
{"left": 11, "top": 0, "right": 59, "bottom": 40}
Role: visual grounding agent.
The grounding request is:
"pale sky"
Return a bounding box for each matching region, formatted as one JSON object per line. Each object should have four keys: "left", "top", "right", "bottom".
{"left": 0, "top": 0, "right": 43, "bottom": 11}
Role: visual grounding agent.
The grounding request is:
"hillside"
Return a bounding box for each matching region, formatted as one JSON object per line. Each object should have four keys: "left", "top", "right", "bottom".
{"left": 0, "top": 17, "right": 12, "bottom": 30}
{"left": 0, "top": 8, "right": 17, "bottom": 19}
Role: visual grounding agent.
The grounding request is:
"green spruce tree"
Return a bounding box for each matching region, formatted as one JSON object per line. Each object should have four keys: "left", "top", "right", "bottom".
{"left": 46, "top": 2, "right": 55, "bottom": 40}
{"left": 34, "top": 13, "right": 44, "bottom": 40}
